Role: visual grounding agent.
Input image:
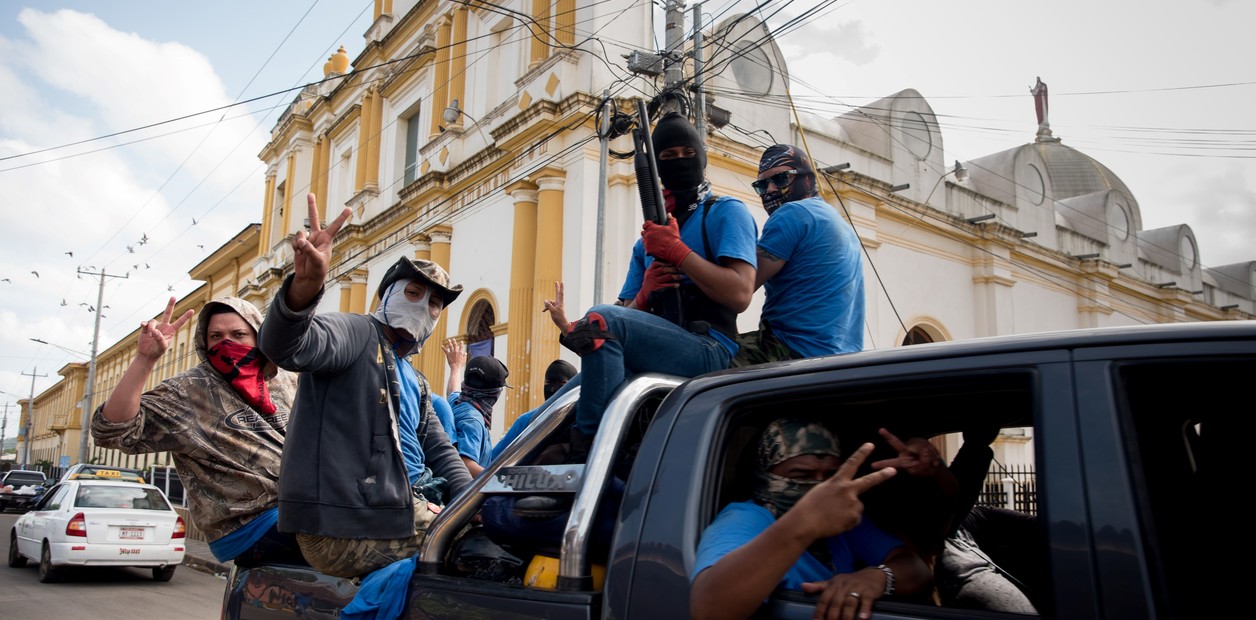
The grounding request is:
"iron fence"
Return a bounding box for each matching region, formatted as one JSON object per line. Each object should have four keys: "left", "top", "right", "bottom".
{"left": 975, "top": 463, "right": 1037, "bottom": 515}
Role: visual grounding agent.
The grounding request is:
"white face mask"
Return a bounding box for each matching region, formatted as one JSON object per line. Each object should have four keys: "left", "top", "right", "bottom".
{"left": 374, "top": 280, "right": 439, "bottom": 351}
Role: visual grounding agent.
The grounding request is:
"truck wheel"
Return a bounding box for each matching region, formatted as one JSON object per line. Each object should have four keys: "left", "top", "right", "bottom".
{"left": 38, "top": 542, "right": 60, "bottom": 583}
{"left": 8, "top": 531, "right": 26, "bottom": 568}
{"left": 152, "top": 565, "right": 177, "bottom": 582}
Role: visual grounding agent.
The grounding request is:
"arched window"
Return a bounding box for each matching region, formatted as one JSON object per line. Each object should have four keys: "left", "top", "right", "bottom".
{"left": 902, "top": 326, "right": 934, "bottom": 346}
{"left": 467, "top": 300, "right": 496, "bottom": 358}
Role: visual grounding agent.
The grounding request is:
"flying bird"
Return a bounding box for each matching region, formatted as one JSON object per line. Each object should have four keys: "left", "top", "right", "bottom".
{"left": 30, "top": 271, "right": 38, "bottom": 278}
{"left": 145, "top": 263, "right": 150, "bottom": 269}
{"left": 192, "top": 217, "right": 198, "bottom": 225}
{"left": 197, "top": 244, "right": 205, "bottom": 250}
{"left": 167, "top": 285, "right": 174, "bottom": 292}
{"left": 140, "top": 233, "right": 149, "bottom": 245}
{"left": 134, "top": 264, "right": 140, "bottom": 271}
{"left": 126, "top": 245, "right": 135, "bottom": 253}
{"left": 64, "top": 251, "right": 73, "bottom": 257}
{"left": 1, "top": 278, "right": 10, "bottom": 283}
{"left": 60, "top": 299, "right": 67, "bottom": 306}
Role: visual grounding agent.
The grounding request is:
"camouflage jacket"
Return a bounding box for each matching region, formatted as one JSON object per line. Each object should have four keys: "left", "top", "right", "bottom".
{"left": 91, "top": 297, "right": 297, "bottom": 541}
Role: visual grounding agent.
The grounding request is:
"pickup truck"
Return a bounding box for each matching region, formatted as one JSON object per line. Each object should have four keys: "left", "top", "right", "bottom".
{"left": 0, "top": 470, "right": 48, "bottom": 513}
{"left": 220, "top": 321, "right": 1250, "bottom": 619}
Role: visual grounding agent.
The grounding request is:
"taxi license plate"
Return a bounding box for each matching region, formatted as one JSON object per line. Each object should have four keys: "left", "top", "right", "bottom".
{"left": 120, "top": 527, "right": 145, "bottom": 540}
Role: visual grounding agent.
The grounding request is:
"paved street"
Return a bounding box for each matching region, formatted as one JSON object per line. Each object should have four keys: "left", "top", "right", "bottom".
{"left": 0, "top": 513, "right": 225, "bottom": 619}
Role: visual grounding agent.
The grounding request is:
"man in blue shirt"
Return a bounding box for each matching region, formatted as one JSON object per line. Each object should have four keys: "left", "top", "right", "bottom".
{"left": 691, "top": 419, "right": 930, "bottom": 619}
{"left": 736, "top": 144, "right": 865, "bottom": 365}
{"left": 550, "top": 112, "right": 758, "bottom": 460}
{"left": 448, "top": 355, "right": 510, "bottom": 476}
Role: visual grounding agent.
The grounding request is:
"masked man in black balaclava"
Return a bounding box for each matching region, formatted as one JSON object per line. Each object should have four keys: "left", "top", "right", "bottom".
{"left": 545, "top": 111, "right": 759, "bottom": 462}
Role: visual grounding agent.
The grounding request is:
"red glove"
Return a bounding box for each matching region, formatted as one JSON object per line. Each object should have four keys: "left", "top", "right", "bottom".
{"left": 642, "top": 217, "right": 693, "bottom": 266}
{"left": 633, "top": 261, "right": 679, "bottom": 310}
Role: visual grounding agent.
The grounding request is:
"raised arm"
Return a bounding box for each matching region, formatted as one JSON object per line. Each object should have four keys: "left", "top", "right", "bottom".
{"left": 286, "top": 193, "right": 351, "bottom": 312}
{"left": 691, "top": 443, "right": 895, "bottom": 620}
{"left": 443, "top": 338, "right": 466, "bottom": 396}
{"left": 101, "top": 297, "right": 194, "bottom": 424}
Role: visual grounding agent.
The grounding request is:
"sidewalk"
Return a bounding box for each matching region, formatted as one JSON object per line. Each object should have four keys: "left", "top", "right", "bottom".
{"left": 182, "top": 536, "right": 234, "bottom": 578}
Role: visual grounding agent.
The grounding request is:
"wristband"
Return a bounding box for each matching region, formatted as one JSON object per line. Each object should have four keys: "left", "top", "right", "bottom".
{"left": 875, "top": 564, "right": 895, "bottom": 596}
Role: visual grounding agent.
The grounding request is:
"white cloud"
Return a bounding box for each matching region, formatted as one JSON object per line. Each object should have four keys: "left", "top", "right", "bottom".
{"left": 0, "top": 9, "right": 263, "bottom": 417}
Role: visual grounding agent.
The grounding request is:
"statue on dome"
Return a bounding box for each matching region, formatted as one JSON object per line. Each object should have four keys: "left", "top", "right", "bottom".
{"left": 1030, "top": 77, "right": 1049, "bottom": 126}
{"left": 1030, "top": 77, "right": 1056, "bottom": 141}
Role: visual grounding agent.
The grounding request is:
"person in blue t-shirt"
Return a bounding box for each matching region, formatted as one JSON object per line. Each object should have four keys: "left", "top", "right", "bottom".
{"left": 447, "top": 355, "right": 510, "bottom": 476}
{"left": 547, "top": 112, "right": 758, "bottom": 461}
{"left": 735, "top": 144, "right": 866, "bottom": 366}
{"left": 491, "top": 358, "right": 577, "bottom": 462}
{"left": 691, "top": 419, "right": 930, "bottom": 620}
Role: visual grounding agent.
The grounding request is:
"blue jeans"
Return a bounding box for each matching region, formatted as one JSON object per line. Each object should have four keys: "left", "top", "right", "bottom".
{"left": 573, "top": 304, "right": 731, "bottom": 436}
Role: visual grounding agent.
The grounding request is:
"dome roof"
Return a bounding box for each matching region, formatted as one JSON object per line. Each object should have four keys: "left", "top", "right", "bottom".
{"left": 1030, "top": 141, "right": 1133, "bottom": 200}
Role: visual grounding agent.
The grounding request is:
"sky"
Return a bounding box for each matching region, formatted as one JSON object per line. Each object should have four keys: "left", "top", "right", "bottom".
{"left": 1, "top": 0, "right": 1253, "bottom": 436}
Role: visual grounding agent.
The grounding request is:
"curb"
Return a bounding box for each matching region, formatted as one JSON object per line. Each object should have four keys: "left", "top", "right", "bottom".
{"left": 183, "top": 553, "right": 233, "bottom": 578}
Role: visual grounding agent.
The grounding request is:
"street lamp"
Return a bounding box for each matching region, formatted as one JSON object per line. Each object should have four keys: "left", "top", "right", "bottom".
{"left": 924, "top": 160, "right": 969, "bottom": 206}
{"left": 440, "top": 98, "right": 492, "bottom": 147}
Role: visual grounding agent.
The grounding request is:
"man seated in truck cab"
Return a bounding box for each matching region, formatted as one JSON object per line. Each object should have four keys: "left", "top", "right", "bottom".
{"left": 691, "top": 418, "right": 931, "bottom": 620}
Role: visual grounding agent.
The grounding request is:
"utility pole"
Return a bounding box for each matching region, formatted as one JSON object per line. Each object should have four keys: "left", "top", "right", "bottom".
{"left": 663, "top": 0, "right": 687, "bottom": 91}
{"left": 692, "top": 2, "right": 706, "bottom": 136}
{"left": 21, "top": 368, "right": 48, "bottom": 469}
{"left": 1, "top": 403, "right": 9, "bottom": 458}
{"left": 594, "top": 89, "right": 612, "bottom": 306}
{"left": 76, "top": 268, "right": 127, "bottom": 465}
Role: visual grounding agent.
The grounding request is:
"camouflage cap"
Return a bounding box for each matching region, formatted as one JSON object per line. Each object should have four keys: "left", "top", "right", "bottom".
{"left": 756, "top": 418, "right": 841, "bottom": 472}
{"left": 377, "top": 256, "right": 463, "bottom": 306}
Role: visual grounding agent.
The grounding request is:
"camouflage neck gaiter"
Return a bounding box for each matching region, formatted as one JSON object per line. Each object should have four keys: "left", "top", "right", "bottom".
{"left": 750, "top": 418, "right": 841, "bottom": 518}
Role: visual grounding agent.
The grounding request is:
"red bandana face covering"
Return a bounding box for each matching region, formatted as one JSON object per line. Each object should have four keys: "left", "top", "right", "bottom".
{"left": 207, "top": 339, "right": 277, "bottom": 415}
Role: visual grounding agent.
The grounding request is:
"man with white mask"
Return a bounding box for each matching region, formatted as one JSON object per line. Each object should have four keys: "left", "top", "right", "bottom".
{"left": 259, "top": 193, "right": 472, "bottom": 578}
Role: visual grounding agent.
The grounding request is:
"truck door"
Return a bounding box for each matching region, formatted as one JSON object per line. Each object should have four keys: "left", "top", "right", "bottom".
{"left": 630, "top": 348, "right": 1077, "bottom": 620}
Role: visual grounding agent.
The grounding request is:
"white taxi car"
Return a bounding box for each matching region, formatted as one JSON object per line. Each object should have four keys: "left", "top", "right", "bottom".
{"left": 7, "top": 478, "right": 186, "bottom": 583}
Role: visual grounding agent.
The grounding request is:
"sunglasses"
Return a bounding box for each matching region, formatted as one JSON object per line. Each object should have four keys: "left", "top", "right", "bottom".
{"left": 751, "top": 170, "right": 799, "bottom": 196}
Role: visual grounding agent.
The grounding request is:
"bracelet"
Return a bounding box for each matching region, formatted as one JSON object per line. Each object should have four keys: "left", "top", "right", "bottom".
{"left": 875, "top": 564, "right": 895, "bottom": 596}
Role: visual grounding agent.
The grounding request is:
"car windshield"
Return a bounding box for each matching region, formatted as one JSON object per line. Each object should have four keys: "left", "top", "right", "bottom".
{"left": 74, "top": 486, "right": 171, "bottom": 511}
{"left": 4, "top": 474, "right": 44, "bottom": 487}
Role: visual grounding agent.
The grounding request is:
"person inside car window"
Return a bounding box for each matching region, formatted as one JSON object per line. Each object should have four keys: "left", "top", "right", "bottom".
{"left": 690, "top": 418, "right": 932, "bottom": 620}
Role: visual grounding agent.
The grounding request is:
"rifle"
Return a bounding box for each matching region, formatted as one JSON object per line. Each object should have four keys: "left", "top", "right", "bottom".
{"left": 632, "top": 99, "right": 667, "bottom": 225}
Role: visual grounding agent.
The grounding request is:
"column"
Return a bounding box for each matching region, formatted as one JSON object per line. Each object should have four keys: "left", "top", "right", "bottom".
{"left": 971, "top": 240, "right": 1017, "bottom": 338}
{"left": 349, "top": 269, "right": 369, "bottom": 314}
{"left": 430, "top": 17, "right": 452, "bottom": 138}
{"left": 449, "top": 8, "right": 468, "bottom": 128}
{"left": 338, "top": 278, "right": 353, "bottom": 313}
{"left": 529, "top": 0, "right": 550, "bottom": 67}
{"left": 354, "top": 90, "right": 374, "bottom": 194}
{"left": 418, "top": 227, "right": 453, "bottom": 390}
{"left": 556, "top": 0, "right": 575, "bottom": 46}
{"left": 366, "top": 87, "right": 383, "bottom": 190}
{"left": 318, "top": 137, "right": 330, "bottom": 214}
{"left": 260, "top": 173, "right": 276, "bottom": 257}
{"left": 281, "top": 153, "right": 297, "bottom": 239}
{"left": 309, "top": 135, "right": 326, "bottom": 219}
{"left": 505, "top": 181, "right": 539, "bottom": 422}
{"left": 529, "top": 174, "right": 564, "bottom": 409}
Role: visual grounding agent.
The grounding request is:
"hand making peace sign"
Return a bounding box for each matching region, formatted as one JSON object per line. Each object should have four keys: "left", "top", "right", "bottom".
{"left": 287, "top": 193, "right": 352, "bottom": 311}
{"left": 136, "top": 296, "right": 195, "bottom": 361}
